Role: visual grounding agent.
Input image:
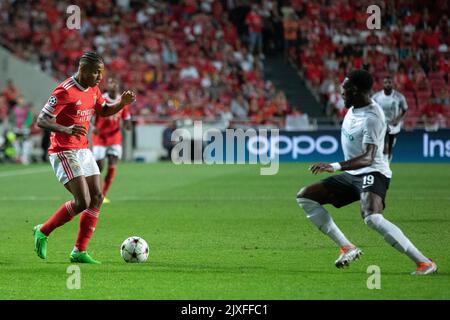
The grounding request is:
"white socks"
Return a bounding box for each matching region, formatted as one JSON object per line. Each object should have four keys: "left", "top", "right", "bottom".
{"left": 297, "top": 198, "right": 430, "bottom": 264}
{"left": 297, "top": 197, "right": 352, "bottom": 247}
{"left": 364, "top": 214, "right": 430, "bottom": 263}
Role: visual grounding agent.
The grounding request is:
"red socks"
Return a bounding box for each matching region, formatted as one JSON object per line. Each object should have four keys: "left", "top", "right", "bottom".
{"left": 102, "top": 165, "right": 116, "bottom": 196}
{"left": 40, "top": 201, "right": 76, "bottom": 236}
{"left": 75, "top": 208, "right": 100, "bottom": 252}
{"left": 40, "top": 201, "right": 101, "bottom": 252}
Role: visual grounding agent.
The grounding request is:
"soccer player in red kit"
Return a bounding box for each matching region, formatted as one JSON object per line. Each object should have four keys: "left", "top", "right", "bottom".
{"left": 33, "top": 52, "right": 136, "bottom": 264}
{"left": 92, "top": 77, "right": 131, "bottom": 204}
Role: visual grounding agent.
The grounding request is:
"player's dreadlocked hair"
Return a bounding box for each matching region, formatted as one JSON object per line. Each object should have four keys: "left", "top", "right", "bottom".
{"left": 347, "top": 69, "right": 373, "bottom": 93}
{"left": 79, "top": 51, "right": 104, "bottom": 66}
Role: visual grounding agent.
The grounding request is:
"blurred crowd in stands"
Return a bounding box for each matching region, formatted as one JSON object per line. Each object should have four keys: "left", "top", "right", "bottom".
{"left": 1, "top": 0, "right": 450, "bottom": 163}
{"left": 0, "top": 0, "right": 303, "bottom": 129}
{"left": 284, "top": 0, "right": 450, "bottom": 129}
{"left": 0, "top": 79, "right": 46, "bottom": 163}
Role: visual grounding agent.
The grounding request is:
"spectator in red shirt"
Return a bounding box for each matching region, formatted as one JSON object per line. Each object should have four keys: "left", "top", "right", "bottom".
{"left": 283, "top": 12, "right": 299, "bottom": 63}
{"left": 423, "top": 26, "right": 440, "bottom": 49}
{"left": 245, "top": 4, "right": 263, "bottom": 58}
{"left": 422, "top": 97, "right": 445, "bottom": 131}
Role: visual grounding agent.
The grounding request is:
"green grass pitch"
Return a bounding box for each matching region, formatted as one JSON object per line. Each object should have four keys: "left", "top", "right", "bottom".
{"left": 0, "top": 162, "right": 449, "bottom": 299}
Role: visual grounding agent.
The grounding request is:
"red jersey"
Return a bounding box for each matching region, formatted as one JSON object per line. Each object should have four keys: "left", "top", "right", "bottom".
{"left": 42, "top": 76, "right": 106, "bottom": 154}
{"left": 92, "top": 92, "right": 130, "bottom": 146}
{"left": 245, "top": 11, "right": 262, "bottom": 33}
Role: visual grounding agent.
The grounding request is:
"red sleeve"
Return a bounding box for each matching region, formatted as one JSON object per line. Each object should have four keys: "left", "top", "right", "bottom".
{"left": 122, "top": 105, "right": 131, "bottom": 120}
{"left": 94, "top": 86, "right": 106, "bottom": 113}
{"left": 41, "top": 87, "right": 71, "bottom": 118}
{"left": 245, "top": 13, "right": 251, "bottom": 25}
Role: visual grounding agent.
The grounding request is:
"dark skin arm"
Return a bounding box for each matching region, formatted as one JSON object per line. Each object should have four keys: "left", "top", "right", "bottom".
{"left": 96, "top": 90, "right": 136, "bottom": 117}
{"left": 391, "top": 108, "right": 407, "bottom": 126}
{"left": 37, "top": 112, "right": 87, "bottom": 137}
{"left": 310, "top": 143, "right": 377, "bottom": 174}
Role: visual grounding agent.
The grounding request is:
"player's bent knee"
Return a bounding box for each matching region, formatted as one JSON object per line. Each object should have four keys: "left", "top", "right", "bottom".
{"left": 90, "top": 193, "right": 104, "bottom": 208}
{"left": 296, "top": 187, "right": 310, "bottom": 199}
{"left": 296, "top": 196, "right": 320, "bottom": 212}
{"left": 74, "top": 196, "right": 91, "bottom": 212}
{"left": 361, "top": 210, "right": 376, "bottom": 220}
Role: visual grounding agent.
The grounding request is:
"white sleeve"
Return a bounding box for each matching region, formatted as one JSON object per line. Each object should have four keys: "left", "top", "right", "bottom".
{"left": 363, "top": 113, "right": 384, "bottom": 145}
{"left": 371, "top": 92, "right": 379, "bottom": 104}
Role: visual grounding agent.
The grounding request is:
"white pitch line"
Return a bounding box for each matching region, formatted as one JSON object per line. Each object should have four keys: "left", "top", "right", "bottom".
{"left": 0, "top": 167, "right": 51, "bottom": 178}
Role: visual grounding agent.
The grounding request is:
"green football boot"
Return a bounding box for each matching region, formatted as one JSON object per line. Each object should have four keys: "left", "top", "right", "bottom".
{"left": 33, "top": 224, "right": 48, "bottom": 259}
{"left": 70, "top": 250, "right": 101, "bottom": 264}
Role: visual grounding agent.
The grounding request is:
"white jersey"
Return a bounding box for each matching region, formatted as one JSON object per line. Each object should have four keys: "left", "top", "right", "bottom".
{"left": 341, "top": 102, "right": 392, "bottom": 178}
{"left": 371, "top": 90, "right": 408, "bottom": 134}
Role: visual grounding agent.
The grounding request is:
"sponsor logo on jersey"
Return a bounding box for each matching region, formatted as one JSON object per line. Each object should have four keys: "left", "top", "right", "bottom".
{"left": 342, "top": 128, "right": 354, "bottom": 141}
{"left": 48, "top": 96, "right": 57, "bottom": 106}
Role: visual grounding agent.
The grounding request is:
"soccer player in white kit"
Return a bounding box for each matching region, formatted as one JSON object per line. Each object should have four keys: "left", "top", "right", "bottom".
{"left": 296, "top": 69, "right": 437, "bottom": 275}
{"left": 372, "top": 76, "right": 408, "bottom": 162}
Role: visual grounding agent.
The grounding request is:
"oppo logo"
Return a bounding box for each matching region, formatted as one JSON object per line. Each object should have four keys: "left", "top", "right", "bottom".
{"left": 247, "top": 135, "right": 339, "bottom": 159}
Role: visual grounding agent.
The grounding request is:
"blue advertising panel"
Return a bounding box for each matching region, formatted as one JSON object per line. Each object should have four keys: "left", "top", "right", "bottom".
{"left": 394, "top": 130, "right": 450, "bottom": 162}
{"left": 204, "top": 129, "right": 450, "bottom": 163}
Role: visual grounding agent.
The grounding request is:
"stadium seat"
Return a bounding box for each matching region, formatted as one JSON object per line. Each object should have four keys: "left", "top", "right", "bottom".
{"left": 417, "top": 91, "right": 431, "bottom": 102}
{"left": 428, "top": 71, "right": 445, "bottom": 81}
{"left": 404, "top": 93, "right": 417, "bottom": 110}
{"left": 431, "top": 79, "right": 446, "bottom": 90}
{"left": 404, "top": 116, "right": 418, "bottom": 129}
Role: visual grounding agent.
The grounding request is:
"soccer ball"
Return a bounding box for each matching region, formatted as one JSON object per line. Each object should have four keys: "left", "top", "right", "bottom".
{"left": 120, "top": 236, "right": 149, "bottom": 263}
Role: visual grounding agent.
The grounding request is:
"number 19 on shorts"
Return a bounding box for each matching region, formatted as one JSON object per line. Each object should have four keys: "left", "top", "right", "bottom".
{"left": 363, "top": 175, "right": 374, "bottom": 188}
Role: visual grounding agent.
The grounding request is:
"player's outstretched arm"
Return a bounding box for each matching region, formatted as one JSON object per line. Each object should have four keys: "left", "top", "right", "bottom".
{"left": 309, "top": 144, "right": 377, "bottom": 175}
{"left": 97, "top": 90, "right": 136, "bottom": 117}
{"left": 391, "top": 94, "right": 408, "bottom": 126}
{"left": 37, "top": 112, "right": 87, "bottom": 137}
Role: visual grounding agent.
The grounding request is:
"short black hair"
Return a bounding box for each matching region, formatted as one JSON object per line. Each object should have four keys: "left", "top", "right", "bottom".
{"left": 347, "top": 69, "right": 373, "bottom": 92}
{"left": 79, "top": 51, "right": 104, "bottom": 66}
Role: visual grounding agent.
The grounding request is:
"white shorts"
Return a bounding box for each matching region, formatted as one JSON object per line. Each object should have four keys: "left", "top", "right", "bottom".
{"left": 92, "top": 144, "right": 123, "bottom": 161}
{"left": 388, "top": 122, "right": 402, "bottom": 135}
{"left": 49, "top": 149, "right": 100, "bottom": 185}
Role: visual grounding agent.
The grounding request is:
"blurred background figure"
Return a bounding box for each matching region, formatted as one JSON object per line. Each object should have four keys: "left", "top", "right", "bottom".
{"left": 2, "top": 79, "right": 19, "bottom": 112}
{"left": 245, "top": 3, "right": 264, "bottom": 59}
{"left": 10, "top": 95, "right": 33, "bottom": 164}
{"left": 283, "top": 11, "right": 298, "bottom": 63}
{"left": 422, "top": 96, "right": 445, "bottom": 132}
{"left": 162, "top": 120, "right": 177, "bottom": 161}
